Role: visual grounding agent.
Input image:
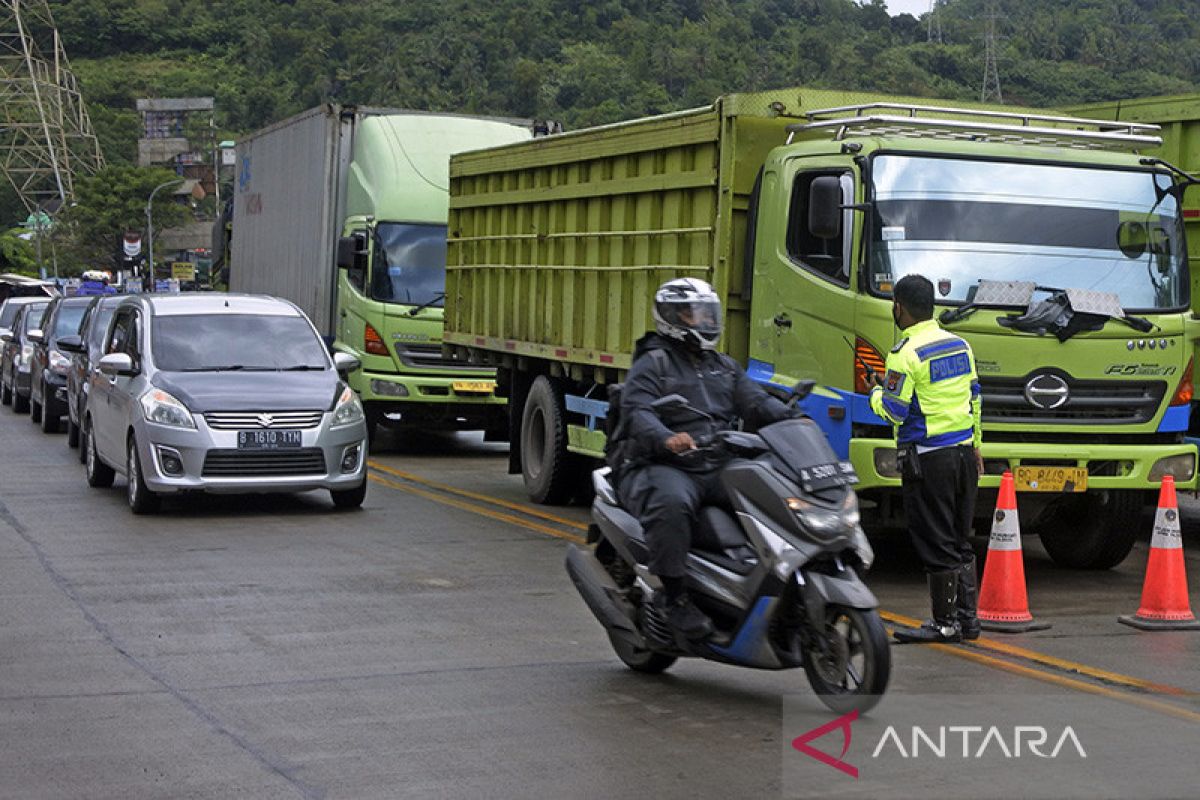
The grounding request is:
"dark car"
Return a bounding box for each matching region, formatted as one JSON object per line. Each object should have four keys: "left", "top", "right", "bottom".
{"left": 58, "top": 295, "right": 123, "bottom": 454}
{"left": 0, "top": 299, "right": 50, "bottom": 414}
{"left": 28, "top": 296, "right": 92, "bottom": 433}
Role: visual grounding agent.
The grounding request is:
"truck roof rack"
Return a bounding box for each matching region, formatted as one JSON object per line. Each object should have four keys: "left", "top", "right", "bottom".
{"left": 787, "top": 102, "right": 1162, "bottom": 151}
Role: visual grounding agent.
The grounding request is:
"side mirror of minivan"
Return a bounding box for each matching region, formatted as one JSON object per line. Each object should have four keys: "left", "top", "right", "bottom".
{"left": 332, "top": 351, "right": 361, "bottom": 375}
{"left": 98, "top": 352, "right": 136, "bottom": 377}
{"left": 27, "top": 329, "right": 44, "bottom": 344}
{"left": 808, "top": 176, "right": 843, "bottom": 240}
{"left": 57, "top": 334, "right": 84, "bottom": 354}
{"left": 0, "top": 328, "right": 10, "bottom": 342}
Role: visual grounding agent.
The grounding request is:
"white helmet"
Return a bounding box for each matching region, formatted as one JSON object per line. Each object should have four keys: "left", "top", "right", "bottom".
{"left": 653, "top": 277, "right": 723, "bottom": 351}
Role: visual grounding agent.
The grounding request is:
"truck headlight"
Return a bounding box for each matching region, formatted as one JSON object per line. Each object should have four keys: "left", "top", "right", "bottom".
{"left": 1149, "top": 454, "right": 1196, "bottom": 482}
{"left": 139, "top": 389, "right": 195, "bottom": 429}
{"left": 331, "top": 385, "right": 364, "bottom": 428}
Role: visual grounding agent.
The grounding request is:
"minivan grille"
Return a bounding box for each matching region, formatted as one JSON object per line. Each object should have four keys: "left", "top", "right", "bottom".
{"left": 201, "top": 449, "right": 327, "bottom": 477}
{"left": 204, "top": 411, "right": 324, "bottom": 430}
{"left": 980, "top": 377, "right": 1165, "bottom": 425}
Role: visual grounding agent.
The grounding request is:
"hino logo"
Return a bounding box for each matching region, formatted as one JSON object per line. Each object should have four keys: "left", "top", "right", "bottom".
{"left": 1024, "top": 374, "right": 1069, "bottom": 410}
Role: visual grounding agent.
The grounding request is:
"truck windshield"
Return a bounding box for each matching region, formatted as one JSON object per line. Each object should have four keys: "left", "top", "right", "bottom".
{"left": 868, "top": 155, "right": 1188, "bottom": 311}
{"left": 370, "top": 222, "right": 448, "bottom": 308}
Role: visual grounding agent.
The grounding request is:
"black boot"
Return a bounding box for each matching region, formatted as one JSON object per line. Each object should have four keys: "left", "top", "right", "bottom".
{"left": 957, "top": 556, "right": 981, "bottom": 641}
{"left": 654, "top": 579, "right": 713, "bottom": 641}
{"left": 894, "top": 570, "right": 962, "bottom": 644}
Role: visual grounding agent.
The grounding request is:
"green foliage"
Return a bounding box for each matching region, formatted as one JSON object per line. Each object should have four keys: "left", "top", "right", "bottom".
{"left": 62, "top": 166, "right": 191, "bottom": 266}
{"left": 0, "top": 228, "right": 37, "bottom": 275}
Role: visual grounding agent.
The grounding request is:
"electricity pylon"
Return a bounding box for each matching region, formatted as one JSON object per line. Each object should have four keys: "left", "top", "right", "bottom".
{"left": 0, "top": 0, "right": 104, "bottom": 215}
{"left": 980, "top": 0, "right": 1004, "bottom": 104}
{"left": 927, "top": 0, "right": 944, "bottom": 44}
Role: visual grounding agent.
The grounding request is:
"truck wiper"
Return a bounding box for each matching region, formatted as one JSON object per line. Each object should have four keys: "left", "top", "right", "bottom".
{"left": 406, "top": 292, "right": 446, "bottom": 316}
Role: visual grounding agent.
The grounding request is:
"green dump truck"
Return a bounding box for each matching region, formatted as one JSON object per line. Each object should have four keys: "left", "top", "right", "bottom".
{"left": 444, "top": 87, "right": 1199, "bottom": 569}
{"left": 232, "top": 106, "right": 535, "bottom": 440}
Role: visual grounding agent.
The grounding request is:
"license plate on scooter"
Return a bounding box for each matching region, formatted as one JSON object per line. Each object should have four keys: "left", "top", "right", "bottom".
{"left": 797, "top": 461, "right": 858, "bottom": 491}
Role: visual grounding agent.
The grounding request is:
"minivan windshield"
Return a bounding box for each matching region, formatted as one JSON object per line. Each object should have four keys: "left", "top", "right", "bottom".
{"left": 152, "top": 314, "right": 330, "bottom": 372}
{"left": 369, "top": 222, "right": 448, "bottom": 307}
{"left": 0, "top": 302, "right": 22, "bottom": 328}
{"left": 868, "top": 155, "right": 1188, "bottom": 311}
{"left": 22, "top": 303, "right": 48, "bottom": 333}
{"left": 52, "top": 304, "right": 88, "bottom": 339}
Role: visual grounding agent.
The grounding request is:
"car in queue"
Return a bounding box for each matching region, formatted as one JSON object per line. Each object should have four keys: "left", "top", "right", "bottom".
{"left": 57, "top": 295, "right": 124, "bottom": 454}
{"left": 28, "top": 296, "right": 92, "bottom": 433}
{"left": 83, "top": 294, "right": 369, "bottom": 514}
{"left": 0, "top": 298, "right": 50, "bottom": 414}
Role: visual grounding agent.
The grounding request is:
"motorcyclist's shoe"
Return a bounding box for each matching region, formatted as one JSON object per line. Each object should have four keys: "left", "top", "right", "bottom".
{"left": 655, "top": 592, "right": 714, "bottom": 640}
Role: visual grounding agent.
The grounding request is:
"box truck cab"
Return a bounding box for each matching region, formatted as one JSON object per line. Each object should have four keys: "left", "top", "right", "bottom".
{"left": 444, "top": 89, "right": 1198, "bottom": 570}
{"left": 233, "top": 107, "right": 535, "bottom": 441}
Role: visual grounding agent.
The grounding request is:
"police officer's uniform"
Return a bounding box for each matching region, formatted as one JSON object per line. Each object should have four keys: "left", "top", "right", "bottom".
{"left": 870, "top": 318, "right": 983, "bottom": 641}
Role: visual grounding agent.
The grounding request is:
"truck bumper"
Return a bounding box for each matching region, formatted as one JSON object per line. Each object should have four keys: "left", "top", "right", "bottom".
{"left": 351, "top": 369, "right": 506, "bottom": 429}
{"left": 851, "top": 438, "right": 1199, "bottom": 491}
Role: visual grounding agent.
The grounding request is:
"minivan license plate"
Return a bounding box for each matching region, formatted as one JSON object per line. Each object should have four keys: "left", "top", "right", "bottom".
{"left": 237, "top": 430, "right": 302, "bottom": 450}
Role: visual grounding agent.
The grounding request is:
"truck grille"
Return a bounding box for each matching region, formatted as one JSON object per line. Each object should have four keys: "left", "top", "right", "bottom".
{"left": 205, "top": 411, "right": 324, "bottom": 430}
{"left": 394, "top": 343, "right": 490, "bottom": 372}
{"left": 201, "top": 449, "right": 327, "bottom": 477}
{"left": 980, "top": 376, "right": 1166, "bottom": 425}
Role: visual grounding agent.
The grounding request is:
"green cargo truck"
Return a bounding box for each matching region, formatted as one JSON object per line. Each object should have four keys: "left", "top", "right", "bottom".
{"left": 232, "top": 106, "right": 536, "bottom": 440}
{"left": 444, "top": 87, "right": 1199, "bottom": 569}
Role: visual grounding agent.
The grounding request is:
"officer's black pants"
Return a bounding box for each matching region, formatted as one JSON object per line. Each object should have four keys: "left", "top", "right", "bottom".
{"left": 617, "top": 463, "right": 728, "bottom": 578}
{"left": 901, "top": 445, "right": 979, "bottom": 573}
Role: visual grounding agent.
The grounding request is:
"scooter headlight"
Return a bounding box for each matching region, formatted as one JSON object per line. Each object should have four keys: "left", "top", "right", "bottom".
{"left": 785, "top": 493, "right": 860, "bottom": 538}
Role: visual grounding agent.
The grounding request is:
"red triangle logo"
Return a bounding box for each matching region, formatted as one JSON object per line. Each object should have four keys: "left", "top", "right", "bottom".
{"left": 791, "top": 709, "right": 859, "bottom": 778}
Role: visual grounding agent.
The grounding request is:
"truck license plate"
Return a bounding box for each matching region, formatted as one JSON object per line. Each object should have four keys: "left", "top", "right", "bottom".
{"left": 452, "top": 380, "right": 495, "bottom": 394}
{"left": 1014, "top": 466, "right": 1087, "bottom": 493}
{"left": 237, "top": 430, "right": 302, "bottom": 450}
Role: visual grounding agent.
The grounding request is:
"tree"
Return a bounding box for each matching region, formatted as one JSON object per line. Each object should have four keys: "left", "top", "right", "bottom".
{"left": 60, "top": 166, "right": 190, "bottom": 268}
{"left": 0, "top": 228, "right": 37, "bottom": 275}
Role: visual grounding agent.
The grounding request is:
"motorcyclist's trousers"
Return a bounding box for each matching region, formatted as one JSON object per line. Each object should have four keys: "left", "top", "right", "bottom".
{"left": 901, "top": 445, "right": 979, "bottom": 573}
{"left": 617, "top": 463, "right": 728, "bottom": 578}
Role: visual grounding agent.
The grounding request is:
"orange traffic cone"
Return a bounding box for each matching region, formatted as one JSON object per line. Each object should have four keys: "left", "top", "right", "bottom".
{"left": 977, "top": 471, "right": 1051, "bottom": 633}
{"left": 1118, "top": 476, "right": 1200, "bottom": 631}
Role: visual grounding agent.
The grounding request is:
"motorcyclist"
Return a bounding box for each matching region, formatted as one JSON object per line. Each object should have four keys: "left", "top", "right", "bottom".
{"left": 616, "top": 278, "right": 801, "bottom": 641}
{"left": 77, "top": 271, "right": 116, "bottom": 297}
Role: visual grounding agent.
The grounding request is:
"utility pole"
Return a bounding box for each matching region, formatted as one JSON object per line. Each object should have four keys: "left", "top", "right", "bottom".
{"left": 927, "top": 0, "right": 943, "bottom": 44}
{"left": 980, "top": 0, "right": 1004, "bottom": 104}
{"left": 0, "top": 0, "right": 103, "bottom": 214}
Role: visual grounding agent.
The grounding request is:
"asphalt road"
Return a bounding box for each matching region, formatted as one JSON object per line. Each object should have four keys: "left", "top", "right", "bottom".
{"left": 2, "top": 412, "right": 1198, "bottom": 799}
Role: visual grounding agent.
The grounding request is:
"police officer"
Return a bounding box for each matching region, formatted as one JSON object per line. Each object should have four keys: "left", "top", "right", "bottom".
{"left": 618, "top": 278, "right": 800, "bottom": 641}
{"left": 869, "top": 274, "right": 984, "bottom": 643}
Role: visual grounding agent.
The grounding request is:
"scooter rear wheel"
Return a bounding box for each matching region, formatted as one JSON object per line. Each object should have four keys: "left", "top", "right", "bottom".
{"left": 803, "top": 606, "right": 890, "bottom": 714}
{"left": 609, "top": 632, "right": 677, "bottom": 674}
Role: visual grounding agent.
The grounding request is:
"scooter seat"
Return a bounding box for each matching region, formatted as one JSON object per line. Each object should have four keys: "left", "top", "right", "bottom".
{"left": 692, "top": 506, "right": 748, "bottom": 553}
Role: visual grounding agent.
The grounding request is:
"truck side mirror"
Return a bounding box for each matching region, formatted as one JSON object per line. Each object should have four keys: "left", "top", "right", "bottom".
{"left": 808, "top": 176, "right": 843, "bottom": 240}
{"left": 337, "top": 234, "right": 367, "bottom": 270}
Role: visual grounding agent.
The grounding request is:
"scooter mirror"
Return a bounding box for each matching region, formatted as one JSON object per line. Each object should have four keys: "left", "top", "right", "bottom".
{"left": 791, "top": 380, "right": 817, "bottom": 401}
{"left": 651, "top": 394, "right": 690, "bottom": 412}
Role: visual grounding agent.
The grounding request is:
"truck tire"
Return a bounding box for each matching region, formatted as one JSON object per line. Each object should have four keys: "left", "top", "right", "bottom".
{"left": 520, "top": 375, "right": 578, "bottom": 505}
{"left": 1035, "top": 489, "right": 1141, "bottom": 570}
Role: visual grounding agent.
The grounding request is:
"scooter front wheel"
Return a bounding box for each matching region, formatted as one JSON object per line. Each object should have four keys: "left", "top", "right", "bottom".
{"left": 609, "top": 632, "right": 677, "bottom": 674}
{"left": 803, "top": 606, "right": 891, "bottom": 714}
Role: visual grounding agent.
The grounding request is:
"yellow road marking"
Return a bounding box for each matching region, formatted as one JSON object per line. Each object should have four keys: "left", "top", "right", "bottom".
{"left": 369, "top": 460, "right": 589, "bottom": 531}
{"left": 367, "top": 473, "right": 585, "bottom": 544}
{"left": 880, "top": 610, "right": 1194, "bottom": 697}
{"left": 367, "top": 464, "right": 1199, "bottom": 718}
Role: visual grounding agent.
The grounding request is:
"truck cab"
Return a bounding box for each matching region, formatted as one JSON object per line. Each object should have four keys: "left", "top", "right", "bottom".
{"left": 748, "top": 104, "right": 1196, "bottom": 568}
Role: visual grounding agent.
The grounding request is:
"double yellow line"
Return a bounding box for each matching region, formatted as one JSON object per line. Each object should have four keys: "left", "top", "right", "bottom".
{"left": 367, "top": 459, "right": 1200, "bottom": 723}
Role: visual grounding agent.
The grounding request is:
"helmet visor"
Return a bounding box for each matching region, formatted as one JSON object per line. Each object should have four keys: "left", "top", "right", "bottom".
{"left": 660, "top": 300, "right": 722, "bottom": 338}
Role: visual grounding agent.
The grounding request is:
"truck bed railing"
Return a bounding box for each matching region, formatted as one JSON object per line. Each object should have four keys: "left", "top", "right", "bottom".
{"left": 788, "top": 102, "right": 1162, "bottom": 150}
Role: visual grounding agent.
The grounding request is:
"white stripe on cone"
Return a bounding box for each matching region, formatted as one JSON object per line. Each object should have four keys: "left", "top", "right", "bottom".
{"left": 1150, "top": 506, "right": 1184, "bottom": 551}
{"left": 988, "top": 508, "right": 1022, "bottom": 552}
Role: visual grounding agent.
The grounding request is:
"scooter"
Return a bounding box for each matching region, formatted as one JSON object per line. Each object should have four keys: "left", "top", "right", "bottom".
{"left": 565, "top": 384, "right": 891, "bottom": 713}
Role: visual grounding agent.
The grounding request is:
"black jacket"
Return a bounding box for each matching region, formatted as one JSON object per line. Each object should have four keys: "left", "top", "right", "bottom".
{"left": 620, "top": 333, "right": 798, "bottom": 472}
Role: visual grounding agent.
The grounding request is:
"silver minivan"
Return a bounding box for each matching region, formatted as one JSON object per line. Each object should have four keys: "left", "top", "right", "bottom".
{"left": 83, "top": 294, "right": 369, "bottom": 513}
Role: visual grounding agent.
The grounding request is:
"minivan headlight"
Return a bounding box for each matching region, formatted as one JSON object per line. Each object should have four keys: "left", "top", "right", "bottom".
{"left": 140, "top": 388, "right": 196, "bottom": 429}
{"left": 331, "top": 385, "right": 364, "bottom": 428}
